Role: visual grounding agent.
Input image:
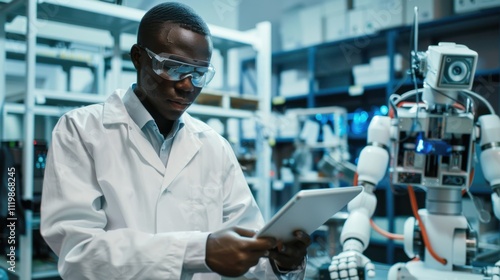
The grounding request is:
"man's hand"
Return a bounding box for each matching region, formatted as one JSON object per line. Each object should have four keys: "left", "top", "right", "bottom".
{"left": 329, "top": 250, "right": 375, "bottom": 280}
{"left": 267, "top": 230, "right": 311, "bottom": 271}
{"left": 206, "top": 227, "right": 276, "bottom": 277}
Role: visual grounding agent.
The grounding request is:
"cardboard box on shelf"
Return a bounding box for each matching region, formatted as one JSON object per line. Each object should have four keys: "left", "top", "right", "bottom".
{"left": 453, "top": 0, "right": 500, "bottom": 13}
{"left": 324, "top": 12, "right": 348, "bottom": 42}
{"left": 351, "top": 0, "right": 405, "bottom": 32}
{"left": 299, "top": 4, "right": 324, "bottom": 47}
{"left": 454, "top": 0, "right": 500, "bottom": 13}
{"left": 323, "top": 0, "right": 350, "bottom": 13}
{"left": 348, "top": 9, "right": 369, "bottom": 37}
{"left": 279, "top": 69, "right": 312, "bottom": 97}
{"left": 352, "top": 54, "right": 403, "bottom": 86}
{"left": 366, "top": 0, "right": 405, "bottom": 31}
{"left": 280, "top": 3, "right": 325, "bottom": 50}
{"left": 280, "top": 69, "right": 309, "bottom": 85}
{"left": 370, "top": 54, "right": 404, "bottom": 72}
{"left": 404, "top": 0, "right": 453, "bottom": 25}
{"left": 279, "top": 80, "right": 311, "bottom": 98}
{"left": 322, "top": 0, "right": 351, "bottom": 43}
{"left": 353, "top": 64, "right": 384, "bottom": 86}
{"left": 280, "top": 6, "right": 303, "bottom": 51}
{"left": 353, "top": 0, "right": 373, "bottom": 9}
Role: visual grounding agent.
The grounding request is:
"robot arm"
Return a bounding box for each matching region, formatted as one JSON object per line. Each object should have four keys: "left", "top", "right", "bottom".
{"left": 341, "top": 115, "right": 392, "bottom": 250}
{"left": 329, "top": 116, "right": 392, "bottom": 279}
{"left": 478, "top": 114, "right": 500, "bottom": 220}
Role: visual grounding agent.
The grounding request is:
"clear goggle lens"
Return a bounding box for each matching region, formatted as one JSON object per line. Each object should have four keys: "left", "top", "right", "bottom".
{"left": 144, "top": 47, "right": 215, "bottom": 88}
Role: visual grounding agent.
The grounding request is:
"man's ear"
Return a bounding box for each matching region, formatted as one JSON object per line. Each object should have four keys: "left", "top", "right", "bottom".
{"left": 130, "top": 44, "right": 141, "bottom": 70}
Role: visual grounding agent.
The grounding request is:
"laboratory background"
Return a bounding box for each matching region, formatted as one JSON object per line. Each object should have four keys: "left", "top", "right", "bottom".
{"left": 1, "top": 0, "right": 500, "bottom": 279}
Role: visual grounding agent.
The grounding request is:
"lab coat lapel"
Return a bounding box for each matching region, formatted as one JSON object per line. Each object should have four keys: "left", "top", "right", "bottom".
{"left": 127, "top": 125, "right": 166, "bottom": 175}
{"left": 102, "top": 90, "right": 165, "bottom": 175}
{"left": 162, "top": 119, "right": 202, "bottom": 191}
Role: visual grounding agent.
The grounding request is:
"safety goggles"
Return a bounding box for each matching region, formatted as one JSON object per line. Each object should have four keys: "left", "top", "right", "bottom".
{"left": 142, "top": 46, "right": 215, "bottom": 88}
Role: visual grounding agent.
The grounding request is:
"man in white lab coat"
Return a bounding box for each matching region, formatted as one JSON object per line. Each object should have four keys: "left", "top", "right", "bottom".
{"left": 40, "top": 2, "right": 310, "bottom": 280}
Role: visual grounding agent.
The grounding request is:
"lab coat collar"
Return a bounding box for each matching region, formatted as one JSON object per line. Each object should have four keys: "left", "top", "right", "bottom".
{"left": 101, "top": 87, "right": 211, "bottom": 181}
{"left": 102, "top": 87, "right": 210, "bottom": 134}
{"left": 122, "top": 86, "right": 153, "bottom": 129}
{"left": 102, "top": 88, "right": 130, "bottom": 126}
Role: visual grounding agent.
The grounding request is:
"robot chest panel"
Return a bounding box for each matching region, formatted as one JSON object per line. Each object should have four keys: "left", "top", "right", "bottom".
{"left": 392, "top": 112, "right": 475, "bottom": 188}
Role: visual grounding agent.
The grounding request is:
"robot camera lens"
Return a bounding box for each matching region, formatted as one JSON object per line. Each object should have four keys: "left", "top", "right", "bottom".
{"left": 447, "top": 60, "right": 468, "bottom": 82}
{"left": 452, "top": 65, "right": 462, "bottom": 75}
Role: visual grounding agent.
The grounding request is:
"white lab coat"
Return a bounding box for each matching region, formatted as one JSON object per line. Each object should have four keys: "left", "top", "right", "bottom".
{"left": 40, "top": 89, "right": 301, "bottom": 280}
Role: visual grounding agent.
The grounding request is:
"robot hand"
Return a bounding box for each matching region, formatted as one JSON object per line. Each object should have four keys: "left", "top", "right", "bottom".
{"left": 329, "top": 250, "right": 376, "bottom": 280}
{"left": 492, "top": 260, "right": 500, "bottom": 280}
{"left": 492, "top": 189, "right": 500, "bottom": 221}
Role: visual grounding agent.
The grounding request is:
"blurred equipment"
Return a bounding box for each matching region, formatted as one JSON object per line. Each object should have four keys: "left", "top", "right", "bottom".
{"left": 281, "top": 107, "right": 351, "bottom": 194}
{"left": 317, "top": 151, "right": 356, "bottom": 185}
{"left": 0, "top": 140, "right": 50, "bottom": 260}
{"left": 1, "top": 140, "right": 47, "bottom": 211}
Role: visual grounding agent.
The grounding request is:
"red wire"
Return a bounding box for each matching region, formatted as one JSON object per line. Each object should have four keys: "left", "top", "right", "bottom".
{"left": 356, "top": 171, "right": 404, "bottom": 241}
{"left": 408, "top": 185, "right": 447, "bottom": 265}
{"left": 370, "top": 219, "right": 404, "bottom": 240}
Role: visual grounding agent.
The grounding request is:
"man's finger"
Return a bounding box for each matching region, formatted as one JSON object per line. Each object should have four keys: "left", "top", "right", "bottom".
{"left": 233, "top": 226, "right": 259, "bottom": 237}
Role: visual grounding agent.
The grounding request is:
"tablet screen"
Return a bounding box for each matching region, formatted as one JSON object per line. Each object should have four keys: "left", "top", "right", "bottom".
{"left": 256, "top": 186, "right": 363, "bottom": 242}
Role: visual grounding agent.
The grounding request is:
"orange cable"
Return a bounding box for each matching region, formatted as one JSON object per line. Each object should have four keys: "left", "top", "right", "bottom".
{"left": 356, "top": 171, "right": 404, "bottom": 240}
{"left": 354, "top": 172, "right": 404, "bottom": 240}
{"left": 370, "top": 219, "right": 404, "bottom": 240}
{"left": 461, "top": 167, "right": 476, "bottom": 196}
{"left": 408, "top": 185, "right": 447, "bottom": 265}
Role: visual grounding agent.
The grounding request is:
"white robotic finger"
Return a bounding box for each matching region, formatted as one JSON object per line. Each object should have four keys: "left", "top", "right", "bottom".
{"left": 329, "top": 271, "right": 339, "bottom": 279}
{"left": 493, "top": 260, "right": 500, "bottom": 276}
{"left": 339, "top": 269, "right": 349, "bottom": 278}
{"left": 365, "top": 262, "right": 375, "bottom": 271}
{"left": 365, "top": 262, "right": 376, "bottom": 278}
{"left": 492, "top": 191, "right": 500, "bottom": 220}
{"left": 347, "top": 261, "right": 357, "bottom": 269}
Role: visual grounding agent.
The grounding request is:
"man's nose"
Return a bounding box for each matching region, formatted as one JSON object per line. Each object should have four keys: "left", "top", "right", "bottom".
{"left": 175, "top": 74, "right": 196, "bottom": 92}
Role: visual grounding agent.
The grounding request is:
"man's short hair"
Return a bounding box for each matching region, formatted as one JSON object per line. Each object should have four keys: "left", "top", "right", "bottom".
{"left": 137, "top": 2, "right": 210, "bottom": 45}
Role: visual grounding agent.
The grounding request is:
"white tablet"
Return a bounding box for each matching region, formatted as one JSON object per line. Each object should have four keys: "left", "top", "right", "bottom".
{"left": 256, "top": 186, "right": 363, "bottom": 242}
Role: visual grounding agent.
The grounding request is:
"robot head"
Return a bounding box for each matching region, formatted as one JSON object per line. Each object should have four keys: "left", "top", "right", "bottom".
{"left": 422, "top": 42, "right": 478, "bottom": 91}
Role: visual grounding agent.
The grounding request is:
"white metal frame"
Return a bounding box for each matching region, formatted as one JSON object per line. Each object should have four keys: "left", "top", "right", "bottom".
{"left": 0, "top": 0, "right": 272, "bottom": 278}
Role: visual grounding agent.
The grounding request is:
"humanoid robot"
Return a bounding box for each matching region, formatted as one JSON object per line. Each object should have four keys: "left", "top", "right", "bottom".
{"left": 328, "top": 41, "right": 500, "bottom": 280}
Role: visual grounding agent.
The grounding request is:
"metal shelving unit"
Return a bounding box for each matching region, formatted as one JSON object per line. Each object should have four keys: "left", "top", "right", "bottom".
{"left": 0, "top": 0, "right": 272, "bottom": 278}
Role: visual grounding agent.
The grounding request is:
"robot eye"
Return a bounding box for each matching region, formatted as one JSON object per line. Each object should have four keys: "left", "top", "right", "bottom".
{"left": 439, "top": 55, "right": 475, "bottom": 88}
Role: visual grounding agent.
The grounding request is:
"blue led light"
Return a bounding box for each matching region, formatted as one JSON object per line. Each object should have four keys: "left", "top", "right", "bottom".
{"left": 380, "top": 105, "right": 389, "bottom": 115}
{"left": 416, "top": 137, "right": 431, "bottom": 154}
{"left": 415, "top": 132, "right": 452, "bottom": 155}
